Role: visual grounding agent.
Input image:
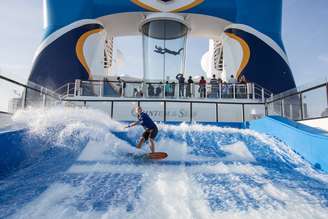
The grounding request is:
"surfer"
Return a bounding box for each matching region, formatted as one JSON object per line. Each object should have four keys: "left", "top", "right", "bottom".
{"left": 125, "top": 106, "right": 158, "bottom": 153}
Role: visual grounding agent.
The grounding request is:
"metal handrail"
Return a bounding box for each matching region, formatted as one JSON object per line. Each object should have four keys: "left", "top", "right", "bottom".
{"left": 266, "top": 82, "right": 327, "bottom": 104}
{"left": 0, "top": 74, "right": 62, "bottom": 114}
{"left": 265, "top": 79, "right": 328, "bottom": 121}
{"left": 266, "top": 78, "right": 328, "bottom": 103}
{"left": 0, "top": 74, "right": 60, "bottom": 99}
{"left": 61, "top": 79, "right": 272, "bottom": 102}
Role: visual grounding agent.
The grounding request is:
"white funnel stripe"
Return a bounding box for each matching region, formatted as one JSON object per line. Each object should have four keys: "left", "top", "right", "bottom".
{"left": 225, "top": 24, "right": 289, "bottom": 65}
{"left": 33, "top": 19, "right": 104, "bottom": 62}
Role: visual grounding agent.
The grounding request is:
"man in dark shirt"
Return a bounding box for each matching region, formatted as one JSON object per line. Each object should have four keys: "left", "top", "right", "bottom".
{"left": 125, "top": 106, "right": 158, "bottom": 153}
{"left": 176, "top": 73, "right": 185, "bottom": 97}
{"left": 210, "top": 74, "right": 219, "bottom": 98}
{"left": 186, "top": 76, "right": 193, "bottom": 98}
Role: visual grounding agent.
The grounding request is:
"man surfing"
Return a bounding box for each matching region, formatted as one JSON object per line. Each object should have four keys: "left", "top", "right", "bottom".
{"left": 125, "top": 106, "right": 158, "bottom": 153}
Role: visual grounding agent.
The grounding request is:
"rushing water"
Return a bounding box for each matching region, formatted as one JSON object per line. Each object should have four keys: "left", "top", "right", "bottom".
{"left": 1, "top": 108, "right": 328, "bottom": 219}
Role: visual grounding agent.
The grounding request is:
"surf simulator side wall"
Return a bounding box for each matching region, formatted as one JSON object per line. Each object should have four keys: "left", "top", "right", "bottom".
{"left": 249, "top": 116, "right": 328, "bottom": 172}
{"left": 29, "top": 0, "right": 295, "bottom": 93}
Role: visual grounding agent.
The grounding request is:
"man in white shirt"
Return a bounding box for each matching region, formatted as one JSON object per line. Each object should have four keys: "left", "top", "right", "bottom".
{"left": 228, "top": 75, "right": 237, "bottom": 84}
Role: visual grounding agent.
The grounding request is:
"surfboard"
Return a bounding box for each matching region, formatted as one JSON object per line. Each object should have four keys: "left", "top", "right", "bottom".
{"left": 125, "top": 152, "right": 168, "bottom": 160}
{"left": 147, "top": 152, "right": 168, "bottom": 160}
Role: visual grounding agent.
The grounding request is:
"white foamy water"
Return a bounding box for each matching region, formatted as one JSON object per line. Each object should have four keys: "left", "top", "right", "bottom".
{"left": 5, "top": 107, "right": 328, "bottom": 219}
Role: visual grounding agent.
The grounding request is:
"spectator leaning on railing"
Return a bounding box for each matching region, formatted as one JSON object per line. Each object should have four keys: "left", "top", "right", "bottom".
{"left": 199, "top": 76, "right": 207, "bottom": 98}
{"left": 228, "top": 75, "right": 237, "bottom": 84}
{"left": 170, "top": 81, "right": 176, "bottom": 97}
{"left": 117, "top": 77, "right": 126, "bottom": 96}
{"left": 210, "top": 74, "right": 219, "bottom": 98}
{"left": 155, "top": 82, "right": 162, "bottom": 97}
{"left": 186, "top": 76, "right": 193, "bottom": 98}
{"left": 165, "top": 81, "right": 171, "bottom": 97}
{"left": 176, "top": 73, "right": 185, "bottom": 97}
{"left": 148, "top": 83, "right": 155, "bottom": 97}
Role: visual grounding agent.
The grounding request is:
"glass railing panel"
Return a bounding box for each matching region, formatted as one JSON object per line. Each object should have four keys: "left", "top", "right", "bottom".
{"left": 45, "top": 95, "right": 59, "bottom": 107}
{"left": 112, "top": 101, "right": 138, "bottom": 121}
{"left": 193, "top": 84, "right": 203, "bottom": 98}
{"left": 124, "top": 82, "right": 143, "bottom": 98}
{"left": 140, "top": 101, "right": 164, "bottom": 121}
{"left": 163, "top": 83, "right": 178, "bottom": 98}
{"left": 283, "top": 94, "right": 302, "bottom": 120}
{"left": 85, "top": 101, "right": 112, "bottom": 115}
{"left": 192, "top": 103, "right": 217, "bottom": 122}
{"left": 0, "top": 79, "right": 25, "bottom": 113}
{"left": 81, "top": 81, "right": 101, "bottom": 96}
{"left": 25, "top": 87, "right": 44, "bottom": 109}
{"left": 70, "top": 80, "right": 268, "bottom": 101}
{"left": 53, "top": 82, "right": 75, "bottom": 97}
{"left": 63, "top": 101, "right": 85, "bottom": 108}
{"left": 166, "top": 102, "right": 190, "bottom": 122}
{"left": 302, "top": 86, "right": 328, "bottom": 119}
{"left": 267, "top": 100, "right": 282, "bottom": 116}
{"left": 218, "top": 104, "right": 243, "bottom": 122}
{"left": 221, "top": 84, "right": 234, "bottom": 99}
{"left": 185, "top": 83, "right": 196, "bottom": 98}
{"left": 102, "top": 81, "right": 121, "bottom": 97}
{"left": 244, "top": 104, "right": 266, "bottom": 121}
{"left": 207, "top": 84, "right": 220, "bottom": 99}
{"left": 145, "top": 83, "right": 164, "bottom": 98}
{"left": 235, "top": 84, "right": 248, "bottom": 99}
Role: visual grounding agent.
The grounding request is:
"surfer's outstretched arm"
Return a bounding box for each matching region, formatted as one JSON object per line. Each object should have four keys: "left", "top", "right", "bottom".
{"left": 125, "top": 121, "right": 139, "bottom": 129}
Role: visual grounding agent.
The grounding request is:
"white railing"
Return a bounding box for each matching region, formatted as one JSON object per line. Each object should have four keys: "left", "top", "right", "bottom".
{"left": 0, "top": 75, "right": 272, "bottom": 122}
{"left": 266, "top": 80, "right": 328, "bottom": 121}
{"left": 57, "top": 79, "right": 272, "bottom": 102}
{"left": 0, "top": 74, "right": 61, "bottom": 114}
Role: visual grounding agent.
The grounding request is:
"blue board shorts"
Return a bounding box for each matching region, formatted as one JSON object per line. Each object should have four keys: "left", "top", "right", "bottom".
{"left": 142, "top": 127, "right": 158, "bottom": 140}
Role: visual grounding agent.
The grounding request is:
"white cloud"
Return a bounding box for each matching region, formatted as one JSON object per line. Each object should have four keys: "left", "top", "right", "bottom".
{"left": 318, "top": 55, "right": 328, "bottom": 63}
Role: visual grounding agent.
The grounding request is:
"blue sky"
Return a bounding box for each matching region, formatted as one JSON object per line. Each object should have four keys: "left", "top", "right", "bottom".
{"left": 0, "top": 0, "right": 327, "bottom": 85}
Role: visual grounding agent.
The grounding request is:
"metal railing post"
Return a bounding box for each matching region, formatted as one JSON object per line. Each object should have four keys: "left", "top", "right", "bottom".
{"left": 326, "top": 82, "right": 328, "bottom": 106}
{"left": 246, "top": 84, "right": 249, "bottom": 99}
{"left": 242, "top": 104, "right": 245, "bottom": 122}
{"left": 216, "top": 103, "right": 219, "bottom": 122}
{"left": 111, "top": 101, "right": 114, "bottom": 119}
{"left": 261, "top": 88, "right": 265, "bottom": 102}
{"left": 205, "top": 85, "right": 208, "bottom": 98}
{"left": 164, "top": 101, "right": 167, "bottom": 122}
{"left": 281, "top": 99, "right": 285, "bottom": 117}
{"left": 22, "top": 87, "right": 27, "bottom": 109}
{"left": 219, "top": 83, "right": 222, "bottom": 99}
{"left": 67, "top": 83, "right": 70, "bottom": 97}
{"left": 163, "top": 83, "right": 166, "bottom": 99}
{"left": 99, "top": 81, "right": 103, "bottom": 97}
{"left": 42, "top": 88, "right": 47, "bottom": 108}
{"left": 121, "top": 82, "right": 124, "bottom": 97}
{"left": 252, "top": 83, "right": 255, "bottom": 100}
{"left": 299, "top": 93, "right": 304, "bottom": 120}
{"left": 142, "top": 82, "right": 146, "bottom": 99}
{"left": 74, "top": 80, "right": 78, "bottom": 96}
{"left": 190, "top": 102, "right": 193, "bottom": 122}
{"left": 78, "top": 80, "right": 82, "bottom": 96}
{"left": 233, "top": 84, "right": 236, "bottom": 99}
